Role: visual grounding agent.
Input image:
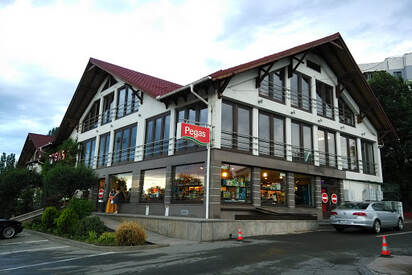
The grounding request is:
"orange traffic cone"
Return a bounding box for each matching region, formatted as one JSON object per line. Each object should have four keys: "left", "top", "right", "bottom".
{"left": 237, "top": 227, "right": 243, "bottom": 241}
{"left": 380, "top": 235, "right": 391, "bottom": 257}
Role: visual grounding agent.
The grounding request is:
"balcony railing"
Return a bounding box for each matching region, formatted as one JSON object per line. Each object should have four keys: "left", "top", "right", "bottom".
{"left": 316, "top": 151, "right": 337, "bottom": 168}
{"left": 221, "top": 130, "right": 253, "bottom": 152}
{"left": 291, "top": 145, "right": 314, "bottom": 164}
{"left": 258, "top": 137, "right": 286, "bottom": 159}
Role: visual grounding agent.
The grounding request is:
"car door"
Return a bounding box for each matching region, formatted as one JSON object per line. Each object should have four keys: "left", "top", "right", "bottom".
{"left": 383, "top": 201, "right": 398, "bottom": 227}
{"left": 372, "top": 202, "right": 390, "bottom": 227}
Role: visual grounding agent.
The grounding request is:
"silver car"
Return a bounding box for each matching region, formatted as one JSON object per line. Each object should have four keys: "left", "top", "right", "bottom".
{"left": 330, "top": 201, "right": 404, "bottom": 233}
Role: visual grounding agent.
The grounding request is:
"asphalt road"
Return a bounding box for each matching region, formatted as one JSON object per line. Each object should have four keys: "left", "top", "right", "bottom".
{"left": 1, "top": 225, "right": 411, "bottom": 275}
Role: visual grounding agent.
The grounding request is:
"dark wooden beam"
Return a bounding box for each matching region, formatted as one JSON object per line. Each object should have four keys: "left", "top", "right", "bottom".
{"left": 288, "top": 52, "right": 307, "bottom": 78}
{"left": 357, "top": 105, "right": 374, "bottom": 123}
{"left": 255, "top": 61, "right": 276, "bottom": 88}
{"left": 126, "top": 84, "right": 144, "bottom": 105}
{"left": 335, "top": 82, "right": 345, "bottom": 97}
{"left": 215, "top": 77, "right": 231, "bottom": 99}
{"left": 330, "top": 40, "right": 343, "bottom": 50}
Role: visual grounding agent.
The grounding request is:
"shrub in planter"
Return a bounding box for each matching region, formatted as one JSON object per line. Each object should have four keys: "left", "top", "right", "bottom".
{"left": 67, "top": 198, "right": 95, "bottom": 220}
{"left": 87, "top": 230, "right": 98, "bottom": 242}
{"left": 115, "top": 221, "right": 146, "bottom": 246}
{"left": 41, "top": 206, "right": 59, "bottom": 229}
{"left": 97, "top": 232, "right": 116, "bottom": 246}
{"left": 56, "top": 207, "right": 79, "bottom": 235}
{"left": 75, "top": 216, "right": 106, "bottom": 237}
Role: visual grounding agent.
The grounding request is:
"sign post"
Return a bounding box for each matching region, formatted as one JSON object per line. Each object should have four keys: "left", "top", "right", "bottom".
{"left": 177, "top": 122, "right": 211, "bottom": 219}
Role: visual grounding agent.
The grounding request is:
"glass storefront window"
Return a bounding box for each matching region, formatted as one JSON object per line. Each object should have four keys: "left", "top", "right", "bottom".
{"left": 260, "top": 169, "right": 286, "bottom": 206}
{"left": 221, "top": 163, "right": 252, "bottom": 203}
{"left": 172, "top": 163, "right": 205, "bottom": 202}
{"left": 140, "top": 168, "right": 166, "bottom": 202}
{"left": 294, "top": 173, "right": 314, "bottom": 207}
{"left": 109, "top": 172, "right": 133, "bottom": 203}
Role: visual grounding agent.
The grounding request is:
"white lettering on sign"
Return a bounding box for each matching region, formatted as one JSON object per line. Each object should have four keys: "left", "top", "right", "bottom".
{"left": 184, "top": 126, "right": 207, "bottom": 138}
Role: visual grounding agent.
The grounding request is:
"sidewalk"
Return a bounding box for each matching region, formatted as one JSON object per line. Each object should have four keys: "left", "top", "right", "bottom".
{"left": 368, "top": 255, "right": 412, "bottom": 275}
{"left": 97, "top": 214, "right": 197, "bottom": 246}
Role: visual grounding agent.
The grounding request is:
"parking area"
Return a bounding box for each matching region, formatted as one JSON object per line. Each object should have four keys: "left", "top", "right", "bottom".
{"left": 1, "top": 224, "right": 412, "bottom": 274}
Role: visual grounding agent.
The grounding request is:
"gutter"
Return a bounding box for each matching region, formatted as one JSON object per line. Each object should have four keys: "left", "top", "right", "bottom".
{"left": 156, "top": 76, "right": 211, "bottom": 101}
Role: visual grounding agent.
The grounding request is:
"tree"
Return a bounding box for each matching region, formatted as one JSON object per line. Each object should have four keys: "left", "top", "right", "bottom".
{"left": 368, "top": 72, "right": 412, "bottom": 210}
{"left": 41, "top": 138, "right": 79, "bottom": 175}
{"left": 48, "top": 127, "right": 59, "bottom": 137}
{"left": 0, "top": 152, "right": 16, "bottom": 174}
{"left": 43, "top": 164, "right": 97, "bottom": 206}
{"left": 0, "top": 168, "right": 42, "bottom": 218}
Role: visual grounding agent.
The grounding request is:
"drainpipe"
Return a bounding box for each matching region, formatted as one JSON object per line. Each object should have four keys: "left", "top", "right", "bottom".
{"left": 189, "top": 84, "right": 211, "bottom": 220}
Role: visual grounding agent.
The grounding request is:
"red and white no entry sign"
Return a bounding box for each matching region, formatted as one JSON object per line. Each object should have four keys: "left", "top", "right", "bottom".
{"left": 98, "top": 188, "right": 104, "bottom": 199}
{"left": 321, "top": 193, "right": 328, "bottom": 203}
{"left": 331, "top": 193, "right": 338, "bottom": 204}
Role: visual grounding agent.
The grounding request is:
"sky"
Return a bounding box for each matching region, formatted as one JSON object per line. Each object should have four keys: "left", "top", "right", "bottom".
{"left": 1, "top": 0, "right": 412, "bottom": 160}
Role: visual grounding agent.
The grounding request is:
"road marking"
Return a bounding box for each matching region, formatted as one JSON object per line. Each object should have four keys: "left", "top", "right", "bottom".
{"left": 376, "top": 231, "right": 412, "bottom": 237}
{"left": 0, "top": 246, "right": 69, "bottom": 256}
{"left": 0, "top": 240, "right": 48, "bottom": 246}
{"left": 0, "top": 252, "right": 116, "bottom": 272}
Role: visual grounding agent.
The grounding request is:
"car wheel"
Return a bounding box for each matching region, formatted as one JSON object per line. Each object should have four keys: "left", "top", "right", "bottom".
{"left": 2, "top": 226, "right": 16, "bottom": 239}
{"left": 372, "top": 220, "right": 381, "bottom": 234}
{"left": 396, "top": 219, "right": 404, "bottom": 231}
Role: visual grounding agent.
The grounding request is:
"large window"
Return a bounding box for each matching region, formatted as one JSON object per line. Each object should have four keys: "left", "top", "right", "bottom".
{"left": 291, "top": 121, "right": 313, "bottom": 163}
{"left": 221, "top": 163, "right": 252, "bottom": 203}
{"left": 176, "top": 104, "right": 208, "bottom": 152}
{"left": 172, "top": 163, "right": 205, "bottom": 202}
{"left": 295, "top": 173, "right": 314, "bottom": 208}
{"left": 340, "top": 135, "right": 358, "bottom": 171}
{"left": 112, "top": 124, "right": 137, "bottom": 164}
{"left": 260, "top": 169, "right": 286, "bottom": 206}
{"left": 221, "top": 101, "right": 252, "bottom": 152}
{"left": 116, "top": 86, "right": 140, "bottom": 119}
{"left": 102, "top": 93, "right": 114, "bottom": 125}
{"left": 110, "top": 173, "right": 132, "bottom": 203}
{"left": 362, "top": 140, "right": 375, "bottom": 175}
{"left": 82, "top": 100, "right": 100, "bottom": 133}
{"left": 338, "top": 99, "right": 355, "bottom": 127}
{"left": 80, "top": 138, "right": 96, "bottom": 168}
{"left": 291, "top": 72, "right": 311, "bottom": 112}
{"left": 316, "top": 81, "right": 334, "bottom": 119}
{"left": 145, "top": 112, "right": 170, "bottom": 158}
{"left": 258, "top": 111, "right": 285, "bottom": 158}
{"left": 97, "top": 132, "right": 110, "bottom": 168}
{"left": 317, "top": 129, "right": 336, "bottom": 167}
{"left": 140, "top": 168, "right": 166, "bottom": 202}
{"left": 259, "top": 68, "right": 285, "bottom": 103}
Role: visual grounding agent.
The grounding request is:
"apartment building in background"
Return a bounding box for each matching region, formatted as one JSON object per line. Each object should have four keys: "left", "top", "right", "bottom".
{"left": 359, "top": 52, "right": 412, "bottom": 81}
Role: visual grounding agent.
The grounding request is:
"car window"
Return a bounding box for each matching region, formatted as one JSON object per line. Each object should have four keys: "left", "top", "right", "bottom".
{"left": 372, "top": 203, "right": 384, "bottom": 211}
{"left": 339, "top": 203, "right": 369, "bottom": 210}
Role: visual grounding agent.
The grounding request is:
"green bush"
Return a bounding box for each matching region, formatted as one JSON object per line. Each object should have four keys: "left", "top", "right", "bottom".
{"left": 75, "top": 216, "right": 106, "bottom": 237}
{"left": 56, "top": 207, "right": 79, "bottom": 235}
{"left": 97, "top": 232, "right": 116, "bottom": 246}
{"left": 67, "top": 198, "right": 94, "bottom": 220}
{"left": 115, "top": 221, "right": 146, "bottom": 246}
{"left": 87, "top": 230, "right": 98, "bottom": 242}
{"left": 41, "top": 206, "right": 59, "bottom": 229}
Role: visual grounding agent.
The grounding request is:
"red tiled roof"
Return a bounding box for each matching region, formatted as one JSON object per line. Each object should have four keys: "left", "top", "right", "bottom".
{"left": 90, "top": 58, "right": 182, "bottom": 97}
{"left": 28, "top": 133, "right": 54, "bottom": 149}
{"left": 209, "top": 32, "right": 341, "bottom": 80}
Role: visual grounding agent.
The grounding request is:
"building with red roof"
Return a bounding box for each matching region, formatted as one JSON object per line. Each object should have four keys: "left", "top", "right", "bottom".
{"left": 51, "top": 33, "right": 396, "bottom": 227}
{"left": 17, "top": 133, "right": 55, "bottom": 172}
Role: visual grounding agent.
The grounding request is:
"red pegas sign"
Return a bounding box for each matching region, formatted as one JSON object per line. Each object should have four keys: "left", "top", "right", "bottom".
{"left": 176, "top": 123, "right": 210, "bottom": 146}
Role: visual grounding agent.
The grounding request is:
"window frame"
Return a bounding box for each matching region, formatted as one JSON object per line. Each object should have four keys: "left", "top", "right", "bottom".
{"left": 340, "top": 134, "right": 358, "bottom": 172}
{"left": 82, "top": 100, "right": 100, "bottom": 133}
{"left": 80, "top": 137, "right": 96, "bottom": 168}
{"left": 338, "top": 98, "right": 355, "bottom": 127}
{"left": 139, "top": 168, "right": 166, "bottom": 203}
{"left": 258, "top": 67, "right": 286, "bottom": 104}
{"left": 291, "top": 71, "right": 312, "bottom": 113}
{"left": 221, "top": 100, "right": 253, "bottom": 152}
{"left": 361, "top": 140, "right": 376, "bottom": 175}
{"left": 112, "top": 123, "right": 137, "bottom": 165}
{"left": 175, "top": 102, "right": 208, "bottom": 153}
{"left": 144, "top": 111, "right": 171, "bottom": 159}
{"left": 291, "top": 120, "right": 314, "bottom": 164}
{"left": 116, "top": 85, "right": 140, "bottom": 119}
{"left": 316, "top": 80, "right": 334, "bottom": 120}
{"left": 101, "top": 92, "right": 114, "bottom": 125}
{"left": 171, "top": 163, "right": 205, "bottom": 204}
{"left": 317, "top": 128, "right": 337, "bottom": 168}
{"left": 97, "top": 132, "right": 110, "bottom": 168}
{"left": 258, "top": 110, "right": 286, "bottom": 159}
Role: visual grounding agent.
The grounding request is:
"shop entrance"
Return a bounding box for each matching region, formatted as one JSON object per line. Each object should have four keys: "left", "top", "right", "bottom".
{"left": 321, "top": 177, "right": 339, "bottom": 219}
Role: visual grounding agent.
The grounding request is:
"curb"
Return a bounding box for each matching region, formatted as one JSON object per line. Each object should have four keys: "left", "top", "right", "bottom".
{"left": 26, "top": 229, "right": 168, "bottom": 252}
